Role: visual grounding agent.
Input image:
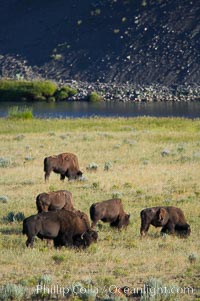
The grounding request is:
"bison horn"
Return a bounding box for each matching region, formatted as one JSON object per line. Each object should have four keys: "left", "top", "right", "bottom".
{"left": 81, "top": 232, "right": 86, "bottom": 239}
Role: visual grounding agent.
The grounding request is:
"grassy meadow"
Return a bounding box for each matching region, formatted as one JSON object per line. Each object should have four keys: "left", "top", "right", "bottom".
{"left": 0, "top": 117, "right": 199, "bottom": 300}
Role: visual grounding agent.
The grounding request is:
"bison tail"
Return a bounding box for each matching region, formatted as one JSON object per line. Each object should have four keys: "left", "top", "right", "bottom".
{"left": 22, "top": 220, "right": 27, "bottom": 235}
{"left": 89, "top": 204, "right": 96, "bottom": 220}
{"left": 44, "top": 157, "right": 48, "bottom": 172}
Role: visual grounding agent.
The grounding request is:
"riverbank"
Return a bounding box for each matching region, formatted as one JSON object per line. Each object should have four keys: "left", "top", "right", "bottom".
{"left": 64, "top": 80, "right": 200, "bottom": 102}
{"left": 1, "top": 62, "right": 200, "bottom": 103}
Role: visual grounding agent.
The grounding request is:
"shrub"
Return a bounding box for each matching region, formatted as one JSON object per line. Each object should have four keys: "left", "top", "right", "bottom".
{"left": 54, "top": 85, "right": 77, "bottom": 101}
{"left": 48, "top": 132, "right": 56, "bottom": 136}
{"left": 92, "top": 182, "right": 100, "bottom": 189}
{"left": 112, "top": 191, "right": 123, "bottom": 198}
{"left": 37, "top": 274, "right": 52, "bottom": 285}
{"left": 161, "top": 149, "right": 171, "bottom": 157}
{"left": 52, "top": 254, "right": 65, "bottom": 264}
{"left": 14, "top": 212, "right": 25, "bottom": 222}
{"left": 87, "top": 91, "right": 103, "bottom": 102}
{"left": 24, "top": 155, "right": 35, "bottom": 161}
{"left": 0, "top": 79, "right": 57, "bottom": 102}
{"left": 140, "top": 277, "right": 180, "bottom": 301}
{"left": 21, "top": 180, "right": 35, "bottom": 185}
{"left": 3, "top": 211, "right": 15, "bottom": 222}
{"left": 177, "top": 145, "right": 185, "bottom": 153}
{"left": 14, "top": 134, "right": 25, "bottom": 141}
{"left": 7, "top": 106, "right": 33, "bottom": 119}
{"left": 104, "top": 161, "right": 113, "bottom": 171}
{"left": 47, "top": 96, "right": 56, "bottom": 102}
{"left": 0, "top": 157, "right": 11, "bottom": 168}
{"left": 31, "top": 274, "right": 53, "bottom": 300}
{"left": 69, "top": 282, "right": 97, "bottom": 301}
{"left": 0, "top": 283, "right": 27, "bottom": 301}
{"left": 3, "top": 211, "right": 25, "bottom": 222}
{"left": 55, "top": 89, "right": 68, "bottom": 101}
{"left": 0, "top": 196, "right": 8, "bottom": 203}
{"left": 0, "top": 79, "right": 78, "bottom": 102}
{"left": 86, "top": 162, "right": 98, "bottom": 171}
{"left": 188, "top": 253, "right": 198, "bottom": 264}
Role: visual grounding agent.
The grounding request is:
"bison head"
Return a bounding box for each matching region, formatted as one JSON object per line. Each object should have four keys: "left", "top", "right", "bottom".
{"left": 66, "top": 170, "right": 83, "bottom": 181}
{"left": 73, "top": 230, "right": 98, "bottom": 248}
{"left": 123, "top": 214, "right": 130, "bottom": 226}
{"left": 175, "top": 223, "right": 191, "bottom": 237}
{"left": 118, "top": 214, "right": 130, "bottom": 229}
{"left": 111, "top": 213, "right": 130, "bottom": 229}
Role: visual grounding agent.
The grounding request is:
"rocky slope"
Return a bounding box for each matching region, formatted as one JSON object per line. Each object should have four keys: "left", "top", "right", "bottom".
{"left": 0, "top": 0, "right": 199, "bottom": 100}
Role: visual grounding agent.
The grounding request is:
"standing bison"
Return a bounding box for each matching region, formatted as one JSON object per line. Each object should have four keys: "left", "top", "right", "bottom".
{"left": 44, "top": 152, "right": 83, "bottom": 182}
{"left": 90, "top": 198, "right": 130, "bottom": 230}
{"left": 140, "top": 206, "right": 191, "bottom": 237}
{"left": 36, "top": 190, "right": 74, "bottom": 213}
{"left": 22, "top": 210, "right": 98, "bottom": 249}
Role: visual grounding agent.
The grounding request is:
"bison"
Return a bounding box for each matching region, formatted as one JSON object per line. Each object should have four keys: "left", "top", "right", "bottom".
{"left": 22, "top": 210, "right": 98, "bottom": 248}
{"left": 36, "top": 190, "right": 74, "bottom": 213}
{"left": 44, "top": 152, "right": 83, "bottom": 182}
{"left": 140, "top": 206, "right": 191, "bottom": 237}
{"left": 90, "top": 198, "right": 130, "bottom": 230}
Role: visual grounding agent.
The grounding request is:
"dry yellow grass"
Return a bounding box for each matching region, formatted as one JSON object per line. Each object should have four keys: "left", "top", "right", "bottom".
{"left": 0, "top": 117, "right": 199, "bottom": 300}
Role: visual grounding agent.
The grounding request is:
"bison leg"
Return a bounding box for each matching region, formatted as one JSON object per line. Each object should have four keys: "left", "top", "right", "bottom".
{"left": 53, "top": 236, "right": 62, "bottom": 248}
{"left": 91, "top": 220, "right": 98, "bottom": 229}
{"left": 26, "top": 235, "right": 35, "bottom": 248}
{"left": 54, "top": 233, "right": 73, "bottom": 248}
{"left": 64, "top": 234, "right": 73, "bottom": 246}
{"left": 140, "top": 224, "right": 150, "bottom": 236}
{"left": 110, "top": 216, "right": 120, "bottom": 229}
{"left": 161, "top": 222, "right": 175, "bottom": 235}
{"left": 60, "top": 174, "right": 65, "bottom": 181}
{"left": 44, "top": 171, "right": 50, "bottom": 182}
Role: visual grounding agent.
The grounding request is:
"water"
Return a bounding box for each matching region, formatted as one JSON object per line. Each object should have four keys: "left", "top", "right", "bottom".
{"left": 0, "top": 101, "right": 200, "bottom": 119}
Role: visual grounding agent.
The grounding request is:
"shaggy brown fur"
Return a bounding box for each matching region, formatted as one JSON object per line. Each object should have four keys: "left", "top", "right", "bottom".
{"left": 36, "top": 190, "right": 74, "bottom": 212}
{"left": 140, "top": 206, "right": 190, "bottom": 237}
{"left": 90, "top": 198, "right": 130, "bottom": 230}
{"left": 23, "top": 210, "right": 98, "bottom": 248}
{"left": 44, "top": 152, "right": 83, "bottom": 182}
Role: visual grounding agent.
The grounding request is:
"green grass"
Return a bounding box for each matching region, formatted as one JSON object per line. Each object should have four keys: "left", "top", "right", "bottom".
{"left": 0, "top": 117, "right": 199, "bottom": 300}
{"left": 7, "top": 106, "right": 33, "bottom": 119}
{"left": 0, "top": 116, "right": 200, "bottom": 134}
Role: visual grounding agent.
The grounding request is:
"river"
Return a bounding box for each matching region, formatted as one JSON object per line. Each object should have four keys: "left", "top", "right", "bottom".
{"left": 0, "top": 101, "right": 200, "bottom": 119}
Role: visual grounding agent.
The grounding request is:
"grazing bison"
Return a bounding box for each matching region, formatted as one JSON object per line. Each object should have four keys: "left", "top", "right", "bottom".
{"left": 44, "top": 152, "right": 83, "bottom": 182}
{"left": 36, "top": 190, "right": 74, "bottom": 213}
{"left": 23, "top": 210, "right": 98, "bottom": 248}
{"left": 140, "top": 206, "right": 191, "bottom": 237}
{"left": 90, "top": 198, "right": 130, "bottom": 230}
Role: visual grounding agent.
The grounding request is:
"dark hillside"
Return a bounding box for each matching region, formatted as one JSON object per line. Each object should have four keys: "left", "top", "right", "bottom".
{"left": 0, "top": 0, "right": 199, "bottom": 87}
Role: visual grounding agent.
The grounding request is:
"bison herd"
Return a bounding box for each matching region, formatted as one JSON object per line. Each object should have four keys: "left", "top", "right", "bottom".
{"left": 23, "top": 152, "right": 191, "bottom": 249}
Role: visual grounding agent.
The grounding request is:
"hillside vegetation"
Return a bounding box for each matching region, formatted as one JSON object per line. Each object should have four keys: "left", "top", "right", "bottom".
{"left": 0, "top": 117, "right": 199, "bottom": 300}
